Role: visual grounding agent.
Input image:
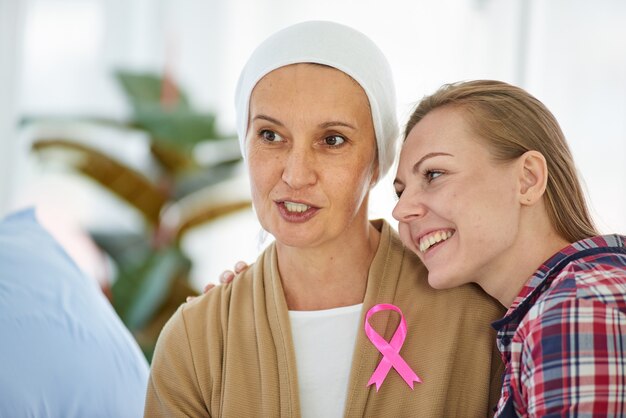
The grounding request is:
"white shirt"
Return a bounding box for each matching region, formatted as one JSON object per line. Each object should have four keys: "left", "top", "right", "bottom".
{"left": 289, "top": 303, "right": 363, "bottom": 418}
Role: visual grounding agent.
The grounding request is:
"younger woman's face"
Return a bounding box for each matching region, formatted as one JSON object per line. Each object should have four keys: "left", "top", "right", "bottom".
{"left": 392, "top": 106, "right": 522, "bottom": 290}
{"left": 246, "top": 64, "right": 378, "bottom": 249}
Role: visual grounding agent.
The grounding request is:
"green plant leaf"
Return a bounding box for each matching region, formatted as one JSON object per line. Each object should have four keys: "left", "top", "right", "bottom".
{"left": 111, "top": 244, "right": 191, "bottom": 331}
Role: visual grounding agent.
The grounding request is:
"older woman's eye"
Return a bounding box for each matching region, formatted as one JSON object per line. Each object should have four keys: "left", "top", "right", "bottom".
{"left": 324, "top": 135, "right": 346, "bottom": 147}
{"left": 260, "top": 129, "right": 284, "bottom": 142}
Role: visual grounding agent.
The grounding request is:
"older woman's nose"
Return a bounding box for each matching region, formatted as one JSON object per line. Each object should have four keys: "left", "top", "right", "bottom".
{"left": 392, "top": 191, "right": 427, "bottom": 222}
{"left": 281, "top": 147, "right": 317, "bottom": 189}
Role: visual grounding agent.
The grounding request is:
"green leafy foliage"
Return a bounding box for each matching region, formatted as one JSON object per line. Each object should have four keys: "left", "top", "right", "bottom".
{"left": 27, "top": 68, "right": 248, "bottom": 361}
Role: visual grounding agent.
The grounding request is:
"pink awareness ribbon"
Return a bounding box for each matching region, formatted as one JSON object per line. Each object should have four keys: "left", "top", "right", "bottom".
{"left": 365, "top": 303, "right": 422, "bottom": 391}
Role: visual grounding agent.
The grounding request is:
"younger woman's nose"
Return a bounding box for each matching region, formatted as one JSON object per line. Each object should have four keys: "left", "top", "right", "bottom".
{"left": 392, "top": 191, "right": 426, "bottom": 222}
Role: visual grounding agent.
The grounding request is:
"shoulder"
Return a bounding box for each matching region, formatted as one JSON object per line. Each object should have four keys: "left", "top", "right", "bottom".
{"left": 515, "top": 241, "right": 626, "bottom": 348}
{"left": 0, "top": 208, "right": 82, "bottom": 272}
{"left": 375, "top": 218, "right": 505, "bottom": 317}
{"left": 157, "top": 251, "right": 267, "bottom": 360}
{"left": 535, "top": 242, "right": 626, "bottom": 316}
{"left": 383, "top": 224, "right": 505, "bottom": 322}
{"left": 555, "top": 234, "right": 626, "bottom": 284}
{"left": 147, "top": 250, "right": 275, "bottom": 416}
{"left": 0, "top": 209, "right": 149, "bottom": 417}
{"left": 0, "top": 208, "right": 85, "bottom": 293}
{"left": 561, "top": 236, "right": 626, "bottom": 276}
{"left": 398, "top": 240, "right": 501, "bottom": 307}
{"left": 147, "top": 276, "right": 247, "bottom": 408}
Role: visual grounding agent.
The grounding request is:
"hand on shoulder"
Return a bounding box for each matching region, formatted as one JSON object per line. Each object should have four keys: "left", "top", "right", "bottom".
{"left": 186, "top": 261, "right": 250, "bottom": 302}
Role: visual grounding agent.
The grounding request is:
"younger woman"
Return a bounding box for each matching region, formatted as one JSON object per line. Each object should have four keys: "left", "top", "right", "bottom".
{"left": 393, "top": 80, "right": 626, "bottom": 417}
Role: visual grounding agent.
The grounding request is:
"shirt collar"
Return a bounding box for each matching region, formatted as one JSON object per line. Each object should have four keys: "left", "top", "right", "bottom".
{"left": 492, "top": 234, "right": 625, "bottom": 332}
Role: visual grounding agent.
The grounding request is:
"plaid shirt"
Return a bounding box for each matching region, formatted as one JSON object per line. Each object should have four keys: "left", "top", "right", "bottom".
{"left": 492, "top": 234, "right": 626, "bottom": 417}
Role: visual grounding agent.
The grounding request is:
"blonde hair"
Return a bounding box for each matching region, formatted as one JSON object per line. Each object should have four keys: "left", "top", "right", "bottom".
{"left": 405, "top": 80, "right": 597, "bottom": 242}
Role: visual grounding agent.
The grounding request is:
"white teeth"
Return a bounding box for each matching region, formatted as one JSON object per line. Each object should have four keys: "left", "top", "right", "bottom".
{"left": 284, "top": 201, "right": 310, "bottom": 213}
{"left": 418, "top": 230, "right": 454, "bottom": 253}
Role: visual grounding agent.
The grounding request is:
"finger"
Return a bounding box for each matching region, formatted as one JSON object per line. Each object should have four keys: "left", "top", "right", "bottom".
{"left": 220, "top": 271, "right": 235, "bottom": 284}
{"left": 203, "top": 283, "right": 216, "bottom": 294}
{"left": 234, "top": 261, "right": 249, "bottom": 274}
{"left": 186, "top": 296, "right": 196, "bottom": 303}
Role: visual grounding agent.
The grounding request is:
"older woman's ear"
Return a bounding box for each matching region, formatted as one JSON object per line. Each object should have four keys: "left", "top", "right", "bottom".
{"left": 369, "top": 161, "right": 380, "bottom": 187}
{"left": 518, "top": 150, "right": 548, "bottom": 205}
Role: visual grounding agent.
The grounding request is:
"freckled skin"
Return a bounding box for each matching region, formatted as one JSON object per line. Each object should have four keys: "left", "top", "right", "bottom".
{"left": 392, "top": 107, "right": 523, "bottom": 291}
{"left": 246, "top": 64, "right": 378, "bottom": 251}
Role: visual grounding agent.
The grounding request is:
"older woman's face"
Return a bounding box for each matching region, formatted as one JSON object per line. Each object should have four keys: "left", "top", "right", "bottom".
{"left": 246, "top": 64, "right": 377, "bottom": 249}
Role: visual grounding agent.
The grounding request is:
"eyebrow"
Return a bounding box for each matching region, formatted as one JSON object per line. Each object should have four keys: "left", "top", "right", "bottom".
{"left": 393, "top": 152, "right": 453, "bottom": 187}
{"left": 411, "top": 152, "right": 453, "bottom": 175}
{"left": 252, "top": 114, "right": 284, "bottom": 127}
{"left": 318, "top": 121, "right": 356, "bottom": 130}
{"left": 251, "top": 114, "right": 356, "bottom": 130}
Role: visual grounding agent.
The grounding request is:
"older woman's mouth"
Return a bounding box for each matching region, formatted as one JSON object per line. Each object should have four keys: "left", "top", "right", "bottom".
{"left": 284, "top": 201, "right": 310, "bottom": 213}
{"left": 276, "top": 200, "right": 319, "bottom": 222}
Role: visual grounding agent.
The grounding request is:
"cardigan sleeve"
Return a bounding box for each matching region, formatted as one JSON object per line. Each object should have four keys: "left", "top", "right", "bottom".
{"left": 144, "top": 305, "right": 210, "bottom": 417}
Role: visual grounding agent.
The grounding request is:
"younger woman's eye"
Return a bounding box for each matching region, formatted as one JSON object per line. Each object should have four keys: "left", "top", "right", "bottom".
{"left": 394, "top": 189, "right": 403, "bottom": 199}
{"left": 324, "top": 135, "right": 346, "bottom": 147}
{"left": 260, "top": 129, "right": 284, "bottom": 142}
{"left": 424, "top": 170, "right": 444, "bottom": 183}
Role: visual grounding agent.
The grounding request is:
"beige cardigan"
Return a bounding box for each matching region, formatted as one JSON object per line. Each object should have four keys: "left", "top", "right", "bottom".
{"left": 145, "top": 220, "right": 505, "bottom": 417}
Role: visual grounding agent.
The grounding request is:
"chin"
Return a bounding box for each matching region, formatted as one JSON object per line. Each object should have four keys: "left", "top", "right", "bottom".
{"left": 273, "top": 231, "right": 318, "bottom": 249}
{"left": 426, "top": 272, "right": 458, "bottom": 290}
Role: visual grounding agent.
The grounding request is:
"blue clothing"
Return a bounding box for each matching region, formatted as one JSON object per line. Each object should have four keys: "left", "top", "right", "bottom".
{"left": 0, "top": 209, "right": 149, "bottom": 417}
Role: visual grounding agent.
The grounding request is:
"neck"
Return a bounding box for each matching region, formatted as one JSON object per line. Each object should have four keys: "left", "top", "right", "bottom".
{"left": 276, "top": 221, "right": 380, "bottom": 311}
{"left": 481, "top": 207, "right": 570, "bottom": 308}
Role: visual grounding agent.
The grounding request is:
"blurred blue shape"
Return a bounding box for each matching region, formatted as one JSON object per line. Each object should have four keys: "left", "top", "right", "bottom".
{"left": 0, "top": 208, "right": 149, "bottom": 418}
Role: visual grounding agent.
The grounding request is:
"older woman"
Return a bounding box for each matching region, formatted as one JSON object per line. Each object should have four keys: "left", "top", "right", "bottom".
{"left": 393, "top": 80, "right": 626, "bottom": 416}
{"left": 145, "top": 22, "right": 504, "bottom": 417}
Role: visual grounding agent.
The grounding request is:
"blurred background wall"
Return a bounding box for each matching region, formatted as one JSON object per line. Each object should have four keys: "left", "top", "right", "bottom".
{"left": 0, "top": 0, "right": 624, "bottom": 356}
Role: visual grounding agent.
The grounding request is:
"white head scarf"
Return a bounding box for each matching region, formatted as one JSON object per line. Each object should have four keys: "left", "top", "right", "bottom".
{"left": 235, "top": 20, "right": 399, "bottom": 182}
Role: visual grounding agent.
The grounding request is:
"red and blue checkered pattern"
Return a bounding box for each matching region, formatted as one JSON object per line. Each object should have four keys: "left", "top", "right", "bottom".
{"left": 493, "top": 234, "right": 626, "bottom": 417}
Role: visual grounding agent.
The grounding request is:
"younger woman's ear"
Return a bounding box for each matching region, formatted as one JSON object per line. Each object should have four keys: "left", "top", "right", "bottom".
{"left": 518, "top": 150, "right": 548, "bottom": 205}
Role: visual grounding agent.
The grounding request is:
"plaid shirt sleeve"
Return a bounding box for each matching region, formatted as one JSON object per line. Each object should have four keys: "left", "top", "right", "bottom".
{"left": 510, "top": 278, "right": 626, "bottom": 416}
